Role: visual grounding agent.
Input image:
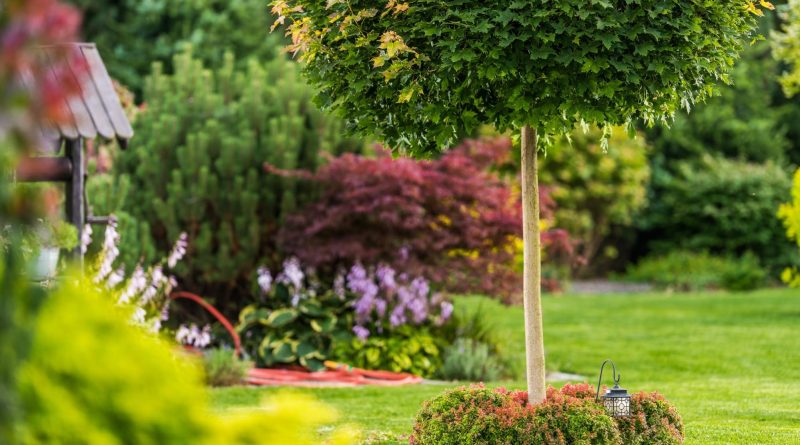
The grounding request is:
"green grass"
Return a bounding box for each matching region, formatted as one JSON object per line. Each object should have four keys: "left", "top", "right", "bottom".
{"left": 211, "top": 288, "right": 800, "bottom": 444}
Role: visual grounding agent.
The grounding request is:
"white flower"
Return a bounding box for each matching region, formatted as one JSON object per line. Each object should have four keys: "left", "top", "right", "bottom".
{"left": 106, "top": 267, "right": 125, "bottom": 289}
{"left": 277, "top": 257, "right": 304, "bottom": 289}
{"left": 131, "top": 307, "right": 146, "bottom": 325}
{"left": 81, "top": 223, "right": 93, "bottom": 254}
{"left": 257, "top": 266, "right": 273, "bottom": 294}
{"left": 167, "top": 232, "right": 188, "bottom": 268}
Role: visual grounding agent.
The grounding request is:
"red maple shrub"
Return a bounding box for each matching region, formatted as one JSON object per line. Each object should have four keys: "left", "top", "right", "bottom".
{"left": 277, "top": 137, "right": 572, "bottom": 302}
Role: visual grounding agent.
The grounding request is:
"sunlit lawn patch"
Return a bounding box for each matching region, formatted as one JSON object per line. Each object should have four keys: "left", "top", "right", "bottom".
{"left": 212, "top": 288, "right": 800, "bottom": 445}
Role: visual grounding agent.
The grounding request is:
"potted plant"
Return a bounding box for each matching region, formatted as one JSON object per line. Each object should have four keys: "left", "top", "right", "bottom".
{"left": 23, "top": 219, "right": 78, "bottom": 281}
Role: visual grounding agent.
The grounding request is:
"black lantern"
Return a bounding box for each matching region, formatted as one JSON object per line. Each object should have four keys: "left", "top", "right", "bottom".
{"left": 595, "top": 359, "right": 631, "bottom": 417}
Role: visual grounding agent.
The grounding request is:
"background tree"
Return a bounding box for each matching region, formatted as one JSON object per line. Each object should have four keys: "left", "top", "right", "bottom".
{"left": 271, "top": 0, "right": 758, "bottom": 402}
{"left": 73, "top": 0, "right": 286, "bottom": 97}
{"left": 540, "top": 127, "right": 650, "bottom": 276}
{"left": 773, "top": 0, "right": 800, "bottom": 97}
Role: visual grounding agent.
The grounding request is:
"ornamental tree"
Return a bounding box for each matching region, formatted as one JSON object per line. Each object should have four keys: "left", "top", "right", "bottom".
{"left": 272, "top": 0, "right": 760, "bottom": 402}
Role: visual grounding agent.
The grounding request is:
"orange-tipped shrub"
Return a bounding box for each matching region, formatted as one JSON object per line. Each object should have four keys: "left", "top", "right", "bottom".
{"left": 409, "top": 383, "right": 683, "bottom": 445}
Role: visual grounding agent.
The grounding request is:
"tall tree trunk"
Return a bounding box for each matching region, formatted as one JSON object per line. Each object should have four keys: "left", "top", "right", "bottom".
{"left": 521, "top": 124, "right": 546, "bottom": 403}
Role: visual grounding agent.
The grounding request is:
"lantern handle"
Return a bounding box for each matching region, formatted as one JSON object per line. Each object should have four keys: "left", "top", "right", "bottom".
{"left": 595, "top": 359, "right": 621, "bottom": 402}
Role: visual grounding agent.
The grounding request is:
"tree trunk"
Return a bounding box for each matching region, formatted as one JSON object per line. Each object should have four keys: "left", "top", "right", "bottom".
{"left": 521, "top": 125, "right": 546, "bottom": 403}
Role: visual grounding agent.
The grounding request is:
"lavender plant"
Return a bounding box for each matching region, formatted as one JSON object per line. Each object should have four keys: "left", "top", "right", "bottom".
{"left": 346, "top": 263, "right": 453, "bottom": 340}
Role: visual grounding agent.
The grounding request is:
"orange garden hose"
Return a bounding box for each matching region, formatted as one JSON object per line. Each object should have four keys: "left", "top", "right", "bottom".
{"left": 169, "top": 291, "right": 423, "bottom": 387}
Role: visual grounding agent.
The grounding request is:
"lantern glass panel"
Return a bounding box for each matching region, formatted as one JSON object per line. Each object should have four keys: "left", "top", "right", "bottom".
{"left": 603, "top": 396, "right": 630, "bottom": 417}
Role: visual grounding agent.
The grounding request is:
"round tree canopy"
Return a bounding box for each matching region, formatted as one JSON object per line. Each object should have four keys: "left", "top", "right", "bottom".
{"left": 273, "top": 0, "right": 761, "bottom": 154}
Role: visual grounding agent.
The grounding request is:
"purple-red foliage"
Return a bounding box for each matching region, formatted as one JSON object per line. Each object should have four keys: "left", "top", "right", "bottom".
{"left": 277, "top": 137, "right": 571, "bottom": 301}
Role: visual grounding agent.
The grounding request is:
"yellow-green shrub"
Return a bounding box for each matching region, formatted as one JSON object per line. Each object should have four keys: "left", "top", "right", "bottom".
{"left": 16, "top": 274, "right": 356, "bottom": 445}
{"left": 778, "top": 168, "right": 800, "bottom": 287}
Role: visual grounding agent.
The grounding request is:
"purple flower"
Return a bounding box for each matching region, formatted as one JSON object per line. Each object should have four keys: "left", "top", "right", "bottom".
{"left": 375, "top": 298, "right": 387, "bottom": 317}
{"left": 352, "top": 325, "right": 370, "bottom": 340}
{"left": 389, "top": 305, "right": 406, "bottom": 327}
{"left": 408, "top": 297, "right": 428, "bottom": 324}
{"left": 410, "top": 277, "right": 429, "bottom": 299}
{"left": 440, "top": 301, "right": 454, "bottom": 320}
{"left": 376, "top": 264, "right": 397, "bottom": 290}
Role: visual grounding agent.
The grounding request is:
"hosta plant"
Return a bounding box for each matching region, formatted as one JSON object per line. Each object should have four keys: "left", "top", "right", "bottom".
{"left": 237, "top": 258, "right": 351, "bottom": 371}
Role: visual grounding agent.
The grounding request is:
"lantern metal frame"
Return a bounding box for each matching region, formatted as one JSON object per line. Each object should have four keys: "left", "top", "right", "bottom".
{"left": 595, "top": 359, "right": 631, "bottom": 417}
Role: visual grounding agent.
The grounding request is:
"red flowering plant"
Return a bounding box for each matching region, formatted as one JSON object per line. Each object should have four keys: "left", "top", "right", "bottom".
{"left": 409, "top": 383, "right": 684, "bottom": 445}
{"left": 276, "top": 137, "right": 573, "bottom": 303}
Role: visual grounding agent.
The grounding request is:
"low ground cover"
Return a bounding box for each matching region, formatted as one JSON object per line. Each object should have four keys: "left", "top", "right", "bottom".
{"left": 212, "top": 288, "right": 800, "bottom": 445}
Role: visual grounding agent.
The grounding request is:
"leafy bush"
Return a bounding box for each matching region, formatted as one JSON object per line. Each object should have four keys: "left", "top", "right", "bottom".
{"left": 437, "top": 339, "right": 503, "bottom": 382}
{"left": 540, "top": 126, "right": 650, "bottom": 275}
{"left": 16, "top": 274, "right": 356, "bottom": 445}
{"left": 75, "top": 0, "right": 287, "bottom": 96}
{"left": 639, "top": 155, "right": 794, "bottom": 275}
{"left": 279, "top": 138, "right": 573, "bottom": 301}
{"left": 112, "top": 50, "right": 361, "bottom": 314}
{"left": 778, "top": 168, "right": 800, "bottom": 287}
{"left": 237, "top": 259, "right": 351, "bottom": 371}
{"left": 201, "top": 348, "right": 251, "bottom": 387}
{"left": 409, "top": 384, "right": 620, "bottom": 445}
{"left": 615, "top": 392, "right": 684, "bottom": 445}
{"left": 333, "top": 325, "right": 443, "bottom": 378}
{"left": 625, "top": 251, "right": 766, "bottom": 292}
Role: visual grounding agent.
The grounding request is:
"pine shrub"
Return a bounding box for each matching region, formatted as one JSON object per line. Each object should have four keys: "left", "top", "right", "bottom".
{"left": 112, "top": 50, "right": 361, "bottom": 313}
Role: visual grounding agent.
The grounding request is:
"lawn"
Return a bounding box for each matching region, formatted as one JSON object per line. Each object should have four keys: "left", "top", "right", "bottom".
{"left": 211, "top": 288, "right": 800, "bottom": 444}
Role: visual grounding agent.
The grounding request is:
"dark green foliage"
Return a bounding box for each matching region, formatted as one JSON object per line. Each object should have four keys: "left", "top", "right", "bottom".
{"left": 615, "top": 392, "right": 685, "bottom": 445}
{"left": 112, "top": 51, "right": 361, "bottom": 311}
{"left": 540, "top": 127, "right": 650, "bottom": 275}
{"left": 74, "top": 0, "right": 286, "bottom": 97}
{"left": 237, "top": 287, "right": 351, "bottom": 372}
{"left": 437, "top": 339, "right": 503, "bottom": 382}
{"left": 274, "top": 0, "right": 756, "bottom": 154}
{"left": 332, "top": 326, "right": 442, "bottom": 378}
{"left": 201, "top": 348, "right": 251, "bottom": 387}
{"left": 409, "top": 384, "right": 621, "bottom": 445}
{"left": 625, "top": 251, "right": 767, "bottom": 292}
{"left": 644, "top": 43, "right": 792, "bottom": 167}
{"left": 639, "top": 156, "right": 794, "bottom": 275}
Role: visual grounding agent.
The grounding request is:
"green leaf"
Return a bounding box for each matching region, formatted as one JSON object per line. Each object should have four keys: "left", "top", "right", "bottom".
{"left": 310, "top": 314, "right": 338, "bottom": 333}
{"left": 295, "top": 340, "right": 317, "bottom": 358}
{"left": 262, "top": 308, "right": 299, "bottom": 328}
{"left": 272, "top": 342, "right": 296, "bottom": 363}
